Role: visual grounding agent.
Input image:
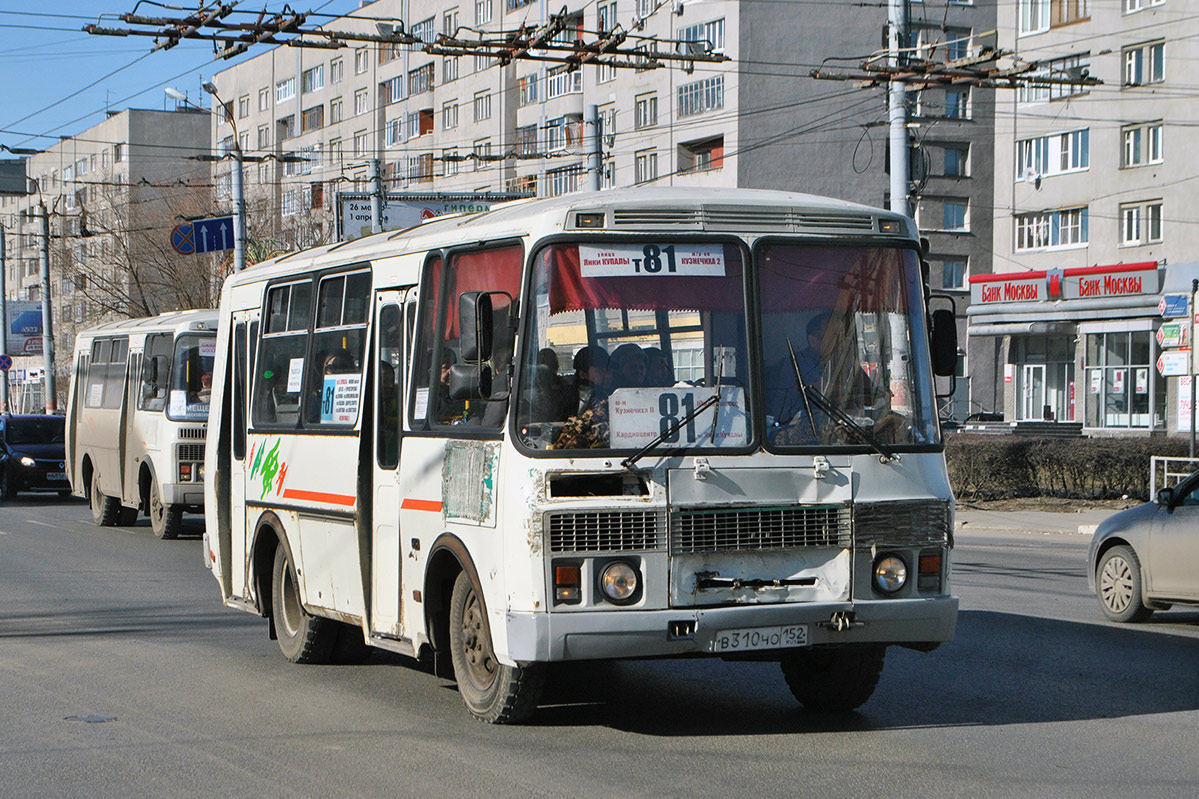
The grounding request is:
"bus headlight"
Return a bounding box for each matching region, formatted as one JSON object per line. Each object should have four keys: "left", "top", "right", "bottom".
{"left": 598, "top": 560, "right": 640, "bottom": 605}
{"left": 873, "top": 555, "right": 907, "bottom": 594}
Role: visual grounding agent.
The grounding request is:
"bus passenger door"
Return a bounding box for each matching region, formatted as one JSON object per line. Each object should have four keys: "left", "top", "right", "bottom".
{"left": 370, "top": 290, "right": 409, "bottom": 637}
{"left": 229, "top": 315, "right": 255, "bottom": 600}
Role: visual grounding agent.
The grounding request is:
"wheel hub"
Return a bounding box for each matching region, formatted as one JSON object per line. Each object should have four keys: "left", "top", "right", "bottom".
{"left": 1100, "top": 557, "right": 1134, "bottom": 612}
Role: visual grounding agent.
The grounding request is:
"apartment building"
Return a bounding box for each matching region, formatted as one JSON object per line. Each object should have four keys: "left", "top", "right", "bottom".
{"left": 0, "top": 108, "right": 211, "bottom": 398}
{"left": 972, "top": 0, "right": 1197, "bottom": 434}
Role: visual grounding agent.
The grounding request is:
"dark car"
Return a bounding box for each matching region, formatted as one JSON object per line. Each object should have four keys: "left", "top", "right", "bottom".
{"left": 0, "top": 414, "right": 69, "bottom": 498}
{"left": 1087, "top": 471, "right": 1199, "bottom": 622}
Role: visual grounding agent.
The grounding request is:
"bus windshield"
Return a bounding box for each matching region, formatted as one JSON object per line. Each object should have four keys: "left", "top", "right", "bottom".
{"left": 167, "top": 333, "right": 216, "bottom": 421}
{"left": 516, "top": 241, "right": 751, "bottom": 451}
{"left": 515, "top": 240, "right": 937, "bottom": 453}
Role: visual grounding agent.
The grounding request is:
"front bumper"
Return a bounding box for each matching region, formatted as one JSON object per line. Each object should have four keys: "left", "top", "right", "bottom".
{"left": 503, "top": 595, "right": 958, "bottom": 662}
{"left": 11, "top": 462, "right": 69, "bottom": 492}
{"left": 160, "top": 481, "right": 205, "bottom": 507}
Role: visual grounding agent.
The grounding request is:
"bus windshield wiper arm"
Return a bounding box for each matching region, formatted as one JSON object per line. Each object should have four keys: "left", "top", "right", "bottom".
{"left": 786, "top": 338, "right": 898, "bottom": 464}
{"left": 621, "top": 393, "right": 720, "bottom": 471}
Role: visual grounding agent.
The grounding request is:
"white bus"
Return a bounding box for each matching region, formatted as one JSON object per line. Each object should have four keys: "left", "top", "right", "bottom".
{"left": 66, "top": 310, "right": 218, "bottom": 538}
{"left": 204, "top": 187, "right": 960, "bottom": 723}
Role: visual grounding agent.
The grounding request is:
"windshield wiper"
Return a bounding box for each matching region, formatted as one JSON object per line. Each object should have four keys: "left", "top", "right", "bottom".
{"left": 785, "top": 338, "right": 898, "bottom": 464}
{"left": 621, "top": 392, "right": 720, "bottom": 471}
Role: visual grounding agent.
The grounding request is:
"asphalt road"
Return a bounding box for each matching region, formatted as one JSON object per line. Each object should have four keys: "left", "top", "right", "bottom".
{"left": 2, "top": 498, "right": 1197, "bottom": 798}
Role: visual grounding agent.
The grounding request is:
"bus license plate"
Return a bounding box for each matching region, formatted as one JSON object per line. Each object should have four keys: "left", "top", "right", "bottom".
{"left": 711, "top": 624, "right": 808, "bottom": 653}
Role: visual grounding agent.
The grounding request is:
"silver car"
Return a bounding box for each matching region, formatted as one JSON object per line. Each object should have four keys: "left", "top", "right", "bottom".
{"left": 1088, "top": 474, "right": 1199, "bottom": 622}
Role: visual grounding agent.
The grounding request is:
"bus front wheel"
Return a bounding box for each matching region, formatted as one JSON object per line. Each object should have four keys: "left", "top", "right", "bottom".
{"left": 448, "top": 571, "right": 544, "bottom": 724}
{"left": 271, "top": 545, "right": 335, "bottom": 664}
{"left": 780, "top": 644, "right": 886, "bottom": 712}
{"left": 149, "top": 478, "right": 183, "bottom": 539}
{"left": 89, "top": 471, "right": 121, "bottom": 527}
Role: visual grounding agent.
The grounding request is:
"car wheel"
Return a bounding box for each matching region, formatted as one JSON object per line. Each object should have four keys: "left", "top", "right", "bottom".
{"left": 89, "top": 470, "right": 121, "bottom": 526}
{"left": 448, "top": 571, "right": 544, "bottom": 724}
{"left": 1097, "top": 545, "right": 1154, "bottom": 623}
{"left": 148, "top": 477, "right": 183, "bottom": 539}
{"left": 271, "top": 545, "right": 336, "bottom": 664}
{"left": 0, "top": 467, "right": 17, "bottom": 499}
{"left": 780, "top": 645, "right": 886, "bottom": 712}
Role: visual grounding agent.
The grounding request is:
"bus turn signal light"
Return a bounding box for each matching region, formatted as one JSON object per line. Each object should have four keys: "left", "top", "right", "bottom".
{"left": 918, "top": 552, "right": 942, "bottom": 592}
{"left": 554, "top": 563, "right": 581, "bottom": 604}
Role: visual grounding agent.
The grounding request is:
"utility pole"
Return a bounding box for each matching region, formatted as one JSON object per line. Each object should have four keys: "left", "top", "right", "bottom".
{"left": 0, "top": 223, "right": 8, "bottom": 412}
{"left": 369, "top": 158, "right": 383, "bottom": 235}
{"left": 37, "top": 203, "right": 56, "bottom": 412}
{"left": 887, "top": 0, "right": 909, "bottom": 218}
{"left": 591, "top": 105, "right": 603, "bottom": 191}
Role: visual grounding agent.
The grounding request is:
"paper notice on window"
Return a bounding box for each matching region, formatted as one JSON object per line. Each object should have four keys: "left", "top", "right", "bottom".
{"left": 199, "top": 340, "right": 217, "bottom": 357}
{"left": 286, "top": 358, "right": 305, "bottom": 392}
{"left": 579, "top": 244, "right": 726, "bottom": 278}
{"left": 609, "top": 386, "right": 748, "bottom": 448}
{"left": 413, "top": 387, "right": 429, "bottom": 420}
{"left": 320, "top": 374, "right": 362, "bottom": 424}
{"left": 169, "top": 390, "right": 188, "bottom": 416}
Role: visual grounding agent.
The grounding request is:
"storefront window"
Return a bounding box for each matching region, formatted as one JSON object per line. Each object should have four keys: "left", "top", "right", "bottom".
{"left": 1012, "top": 335, "right": 1074, "bottom": 421}
{"left": 1084, "top": 330, "right": 1160, "bottom": 429}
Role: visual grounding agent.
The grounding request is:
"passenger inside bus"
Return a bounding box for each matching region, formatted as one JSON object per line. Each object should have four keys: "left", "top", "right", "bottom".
{"left": 572, "top": 345, "right": 610, "bottom": 415}
{"left": 642, "top": 347, "right": 674, "bottom": 387}
{"left": 609, "top": 343, "right": 648, "bottom": 390}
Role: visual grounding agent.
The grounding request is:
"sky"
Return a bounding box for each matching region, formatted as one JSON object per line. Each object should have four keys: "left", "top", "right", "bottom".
{"left": 0, "top": 1, "right": 365, "bottom": 152}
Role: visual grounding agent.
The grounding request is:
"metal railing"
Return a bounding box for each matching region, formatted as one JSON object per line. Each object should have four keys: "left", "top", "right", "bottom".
{"left": 1150, "top": 456, "right": 1199, "bottom": 496}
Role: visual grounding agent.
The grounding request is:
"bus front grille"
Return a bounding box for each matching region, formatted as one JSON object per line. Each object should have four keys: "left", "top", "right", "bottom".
{"left": 547, "top": 510, "right": 662, "bottom": 553}
{"left": 177, "top": 443, "right": 205, "bottom": 462}
{"left": 853, "top": 500, "right": 951, "bottom": 548}
{"left": 670, "top": 504, "right": 852, "bottom": 554}
{"left": 178, "top": 427, "right": 206, "bottom": 440}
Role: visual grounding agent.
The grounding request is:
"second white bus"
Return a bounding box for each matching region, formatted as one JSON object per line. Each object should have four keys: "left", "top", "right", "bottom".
{"left": 66, "top": 310, "right": 218, "bottom": 538}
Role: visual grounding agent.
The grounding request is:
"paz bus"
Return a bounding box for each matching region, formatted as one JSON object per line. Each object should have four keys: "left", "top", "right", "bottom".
{"left": 203, "top": 187, "right": 960, "bottom": 723}
{"left": 66, "top": 310, "right": 218, "bottom": 538}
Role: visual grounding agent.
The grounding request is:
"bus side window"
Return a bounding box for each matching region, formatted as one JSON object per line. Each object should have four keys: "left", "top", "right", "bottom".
{"left": 255, "top": 280, "right": 313, "bottom": 428}
{"left": 307, "top": 270, "right": 370, "bottom": 427}
{"left": 233, "top": 323, "right": 247, "bottom": 460}
{"left": 376, "top": 304, "right": 402, "bottom": 468}
{"left": 86, "top": 339, "right": 110, "bottom": 408}
{"left": 139, "top": 333, "right": 172, "bottom": 412}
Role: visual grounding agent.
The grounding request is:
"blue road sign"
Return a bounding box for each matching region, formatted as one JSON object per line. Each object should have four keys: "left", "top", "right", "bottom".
{"left": 0, "top": 354, "right": 12, "bottom": 371}
{"left": 194, "top": 216, "right": 234, "bottom": 254}
{"left": 171, "top": 223, "right": 195, "bottom": 255}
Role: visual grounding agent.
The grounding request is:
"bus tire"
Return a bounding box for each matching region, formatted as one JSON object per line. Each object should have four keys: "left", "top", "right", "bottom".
{"left": 331, "top": 621, "right": 372, "bottom": 664}
{"left": 117, "top": 506, "right": 139, "bottom": 526}
{"left": 448, "top": 570, "right": 544, "bottom": 724}
{"left": 780, "top": 644, "right": 886, "bottom": 712}
{"left": 148, "top": 478, "right": 183, "bottom": 539}
{"left": 90, "top": 470, "right": 121, "bottom": 527}
{"left": 271, "top": 545, "right": 336, "bottom": 664}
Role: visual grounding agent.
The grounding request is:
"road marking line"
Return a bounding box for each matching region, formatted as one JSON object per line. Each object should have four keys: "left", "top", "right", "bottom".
{"left": 27, "top": 520, "right": 55, "bottom": 528}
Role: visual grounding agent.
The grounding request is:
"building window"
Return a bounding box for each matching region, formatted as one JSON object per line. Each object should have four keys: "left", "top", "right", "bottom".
{"left": 678, "top": 136, "right": 723, "bottom": 173}
{"left": 277, "top": 115, "right": 296, "bottom": 140}
{"left": 943, "top": 145, "right": 968, "bottom": 177}
{"left": 355, "top": 89, "right": 369, "bottom": 116}
{"left": 1015, "top": 206, "right": 1088, "bottom": 250}
{"left": 1052, "top": 0, "right": 1089, "bottom": 26}
{"left": 1122, "top": 121, "right": 1164, "bottom": 167}
{"left": 547, "top": 67, "right": 581, "bottom": 98}
{"left": 597, "top": 1, "right": 617, "bottom": 32}
{"left": 384, "top": 75, "right": 405, "bottom": 104}
{"left": 473, "top": 138, "right": 491, "bottom": 171}
{"left": 257, "top": 124, "right": 271, "bottom": 150}
{"left": 1016, "top": 128, "right": 1089, "bottom": 181}
{"left": 1124, "top": 41, "right": 1164, "bottom": 86}
{"left": 331, "top": 58, "right": 343, "bottom": 84}
{"left": 635, "top": 149, "right": 658, "bottom": 184}
{"left": 941, "top": 201, "right": 968, "bottom": 231}
{"left": 355, "top": 47, "right": 368, "bottom": 74}
{"left": 473, "top": 91, "right": 492, "bottom": 122}
{"left": 329, "top": 138, "right": 342, "bottom": 162}
{"left": 677, "top": 76, "right": 724, "bottom": 118}
{"left": 944, "top": 89, "right": 969, "bottom": 119}
{"left": 443, "top": 101, "right": 459, "bottom": 130}
{"left": 516, "top": 124, "right": 538, "bottom": 156}
{"left": 409, "top": 153, "right": 434, "bottom": 183}
{"left": 444, "top": 57, "right": 459, "bottom": 83}
{"left": 518, "top": 74, "right": 538, "bottom": 106}
{"left": 475, "top": 0, "right": 493, "bottom": 25}
{"left": 237, "top": 94, "right": 250, "bottom": 118}
{"left": 258, "top": 87, "right": 270, "bottom": 111}
{"left": 353, "top": 130, "right": 368, "bottom": 157}
{"left": 1120, "top": 201, "right": 1163, "bottom": 245}
{"left": 443, "top": 8, "right": 459, "bottom": 35}
{"left": 410, "top": 17, "right": 436, "bottom": 45}
{"left": 443, "top": 149, "right": 460, "bottom": 177}
{"left": 1084, "top": 330, "right": 1158, "bottom": 429}
{"left": 1019, "top": 0, "right": 1049, "bottom": 35}
{"left": 941, "top": 259, "right": 967, "bottom": 290}
{"left": 330, "top": 98, "right": 343, "bottom": 124}
{"left": 679, "top": 18, "right": 725, "bottom": 53}
{"left": 409, "top": 63, "right": 434, "bottom": 95}
{"left": 276, "top": 77, "right": 296, "bottom": 103}
{"left": 385, "top": 119, "right": 404, "bottom": 147}
{"left": 1124, "top": 0, "right": 1165, "bottom": 14}
{"left": 302, "top": 65, "right": 324, "bottom": 93}
{"left": 634, "top": 93, "right": 657, "bottom": 129}
{"left": 301, "top": 105, "right": 324, "bottom": 133}
{"left": 548, "top": 164, "right": 584, "bottom": 197}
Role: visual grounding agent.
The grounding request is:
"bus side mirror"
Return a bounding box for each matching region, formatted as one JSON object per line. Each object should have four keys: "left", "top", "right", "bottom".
{"left": 930, "top": 308, "right": 958, "bottom": 377}
{"left": 142, "top": 357, "right": 159, "bottom": 384}
{"left": 459, "top": 292, "right": 493, "bottom": 363}
{"left": 448, "top": 363, "right": 493, "bottom": 400}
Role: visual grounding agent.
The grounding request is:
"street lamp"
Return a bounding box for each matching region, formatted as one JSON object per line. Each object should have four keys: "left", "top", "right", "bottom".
{"left": 201, "top": 81, "right": 246, "bottom": 272}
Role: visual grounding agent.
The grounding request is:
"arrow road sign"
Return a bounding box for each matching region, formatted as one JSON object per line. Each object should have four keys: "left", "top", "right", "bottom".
{"left": 1160, "top": 294, "right": 1189, "bottom": 318}
{"left": 193, "top": 216, "right": 234, "bottom": 254}
{"left": 1157, "top": 322, "right": 1186, "bottom": 348}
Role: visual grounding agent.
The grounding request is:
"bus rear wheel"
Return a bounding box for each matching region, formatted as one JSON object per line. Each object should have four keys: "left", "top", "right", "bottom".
{"left": 448, "top": 571, "right": 544, "bottom": 724}
{"left": 89, "top": 470, "right": 121, "bottom": 527}
{"left": 780, "top": 644, "right": 886, "bottom": 712}
{"left": 149, "top": 478, "right": 183, "bottom": 539}
{"left": 271, "top": 545, "right": 336, "bottom": 664}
